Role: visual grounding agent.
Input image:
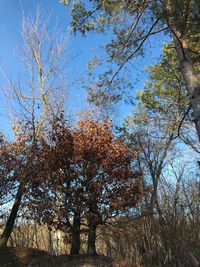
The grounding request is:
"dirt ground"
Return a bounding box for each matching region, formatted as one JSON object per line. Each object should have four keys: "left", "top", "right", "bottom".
{"left": 0, "top": 247, "right": 116, "bottom": 267}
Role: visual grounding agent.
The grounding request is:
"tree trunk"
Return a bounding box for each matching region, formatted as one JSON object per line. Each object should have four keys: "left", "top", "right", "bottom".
{"left": 164, "top": 0, "right": 200, "bottom": 142}
{"left": 0, "top": 182, "right": 24, "bottom": 247}
{"left": 87, "top": 220, "right": 97, "bottom": 255}
{"left": 87, "top": 203, "right": 99, "bottom": 256}
{"left": 70, "top": 210, "right": 81, "bottom": 255}
{"left": 174, "top": 37, "right": 200, "bottom": 142}
{"left": 87, "top": 221, "right": 97, "bottom": 255}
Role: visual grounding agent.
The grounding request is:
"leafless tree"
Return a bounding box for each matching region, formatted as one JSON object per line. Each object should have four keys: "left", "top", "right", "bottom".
{"left": 0, "top": 8, "right": 71, "bottom": 247}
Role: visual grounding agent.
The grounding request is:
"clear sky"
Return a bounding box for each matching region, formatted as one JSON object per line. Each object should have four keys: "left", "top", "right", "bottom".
{"left": 0, "top": 0, "right": 166, "bottom": 139}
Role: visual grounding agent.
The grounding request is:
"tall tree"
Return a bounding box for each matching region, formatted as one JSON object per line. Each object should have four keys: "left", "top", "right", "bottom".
{"left": 28, "top": 117, "right": 144, "bottom": 255}
{"left": 62, "top": 0, "right": 200, "bottom": 141}
{"left": 116, "top": 42, "right": 200, "bottom": 265}
{"left": 122, "top": 42, "right": 192, "bottom": 214}
{"left": 0, "top": 9, "right": 69, "bottom": 247}
{"left": 0, "top": 133, "right": 34, "bottom": 248}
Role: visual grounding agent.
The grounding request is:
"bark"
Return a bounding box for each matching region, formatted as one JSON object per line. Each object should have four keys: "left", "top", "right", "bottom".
{"left": 87, "top": 220, "right": 97, "bottom": 255}
{"left": 164, "top": 0, "right": 200, "bottom": 142}
{"left": 70, "top": 210, "right": 81, "bottom": 255}
{"left": 0, "top": 182, "right": 24, "bottom": 247}
{"left": 174, "top": 37, "right": 200, "bottom": 142}
{"left": 87, "top": 203, "right": 100, "bottom": 255}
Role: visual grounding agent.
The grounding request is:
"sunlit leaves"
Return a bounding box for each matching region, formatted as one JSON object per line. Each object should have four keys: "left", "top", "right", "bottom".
{"left": 28, "top": 117, "right": 144, "bottom": 230}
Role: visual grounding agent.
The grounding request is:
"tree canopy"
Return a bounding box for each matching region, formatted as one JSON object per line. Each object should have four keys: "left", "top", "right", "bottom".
{"left": 62, "top": 0, "right": 200, "bottom": 141}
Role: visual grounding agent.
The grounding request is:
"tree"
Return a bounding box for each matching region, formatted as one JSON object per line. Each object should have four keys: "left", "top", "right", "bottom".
{"left": 119, "top": 42, "right": 200, "bottom": 265}
{"left": 0, "top": 135, "right": 20, "bottom": 217}
{"left": 72, "top": 119, "right": 143, "bottom": 255}
{"left": 0, "top": 135, "right": 13, "bottom": 210}
{"left": 0, "top": 132, "right": 31, "bottom": 247}
{"left": 62, "top": 0, "right": 200, "bottom": 141}
{"left": 0, "top": 9, "right": 69, "bottom": 247}
{"left": 121, "top": 42, "right": 192, "bottom": 214}
{"left": 28, "top": 117, "right": 144, "bottom": 255}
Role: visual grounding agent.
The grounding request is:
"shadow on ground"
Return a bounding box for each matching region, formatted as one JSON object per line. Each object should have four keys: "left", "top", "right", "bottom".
{"left": 0, "top": 247, "right": 116, "bottom": 267}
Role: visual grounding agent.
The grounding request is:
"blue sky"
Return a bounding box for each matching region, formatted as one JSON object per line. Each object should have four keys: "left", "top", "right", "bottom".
{"left": 0, "top": 0, "right": 101, "bottom": 137}
{"left": 0, "top": 0, "right": 166, "bottom": 139}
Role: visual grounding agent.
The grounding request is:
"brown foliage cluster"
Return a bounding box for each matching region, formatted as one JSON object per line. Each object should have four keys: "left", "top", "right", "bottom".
{"left": 27, "top": 118, "right": 144, "bottom": 228}
{"left": 0, "top": 118, "right": 145, "bottom": 255}
{"left": 0, "top": 134, "right": 27, "bottom": 208}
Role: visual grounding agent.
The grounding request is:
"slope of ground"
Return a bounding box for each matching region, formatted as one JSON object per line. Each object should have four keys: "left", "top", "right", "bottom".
{"left": 0, "top": 247, "right": 55, "bottom": 267}
{"left": 0, "top": 247, "right": 121, "bottom": 267}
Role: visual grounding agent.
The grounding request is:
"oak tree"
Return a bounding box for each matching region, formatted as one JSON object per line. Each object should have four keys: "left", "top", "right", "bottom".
{"left": 29, "top": 117, "right": 144, "bottom": 255}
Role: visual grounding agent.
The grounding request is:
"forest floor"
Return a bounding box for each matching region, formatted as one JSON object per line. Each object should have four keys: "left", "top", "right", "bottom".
{"left": 0, "top": 247, "right": 131, "bottom": 267}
